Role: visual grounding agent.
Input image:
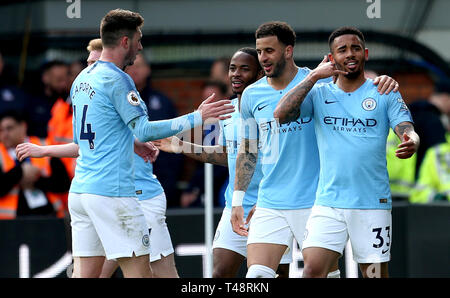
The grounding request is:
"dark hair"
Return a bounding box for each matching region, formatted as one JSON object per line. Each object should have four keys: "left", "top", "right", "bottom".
{"left": 328, "top": 26, "right": 365, "bottom": 51}
{"left": 204, "top": 79, "right": 228, "bottom": 96}
{"left": 100, "top": 9, "right": 144, "bottom": 47}
{"left": 212, "top": 56, "right": 231, "bottom": 73}
{"left": 41, "top": 60, "right": 67, "bottom": 74}
{"left": 236, "top": 47, "right": 262, "bottom": 72}
{"left": 255, "top": 21, "right": 296, "bottom": 47}
{"left": 0, "top": 110, "right": 27, "bottom": 124}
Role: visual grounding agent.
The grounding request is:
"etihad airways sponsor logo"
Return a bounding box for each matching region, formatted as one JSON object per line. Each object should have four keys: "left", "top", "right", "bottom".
{"left": 323, "top": 116, "right": 377, "bottom": 133}
{"left": 258, "top": 117, "right": 312, "bottom": 134}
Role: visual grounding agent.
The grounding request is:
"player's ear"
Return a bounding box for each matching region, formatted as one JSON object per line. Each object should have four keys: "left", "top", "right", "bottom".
{"left": 120, "top": 35, "right": 129, "bottom": 49}
{"left": 365, "top": 48, "right": 369, "bottom": 62}
{"left": 327, "top": 53, "right": 334, "bottom": 63}
{"left": 285, "top": 45, "right": 294, "bottom": 59}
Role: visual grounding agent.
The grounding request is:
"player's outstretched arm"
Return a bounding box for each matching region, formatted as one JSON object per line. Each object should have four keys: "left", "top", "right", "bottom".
{"left": 274, "top": 61, "right": 347, "bottom": 124}
{"left": 16, "top": 142, "right": 79, "bottom": 162}
{"left": 230, "top": 138, "right": 258, "bottom": 237}
{"left": 153, "top": 136, "right": 228, "bottom": 167}
{"left": 130, "top": 94, "right": 235, "bottom": 142}
{"left": 394, "top": 121, "right": 420, "bottom": 159}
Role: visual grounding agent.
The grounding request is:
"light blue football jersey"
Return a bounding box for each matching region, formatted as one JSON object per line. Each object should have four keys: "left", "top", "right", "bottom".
{"left": 133, "top": 101, "right": 164, "bottom": 201}
{"left": 301, "top": 78, "right": 413, "bottom": 209}
{"left": 239, "top": 67, "right": 321, "bottom": 209}
{"left": 218, "top": 97, "right": 263, "bottom": 216}
{"left": 134, "top": 153, "right": 164, "bottom": 201}
{"left": 70, "top": 60, "right": 147, "bottom": 197}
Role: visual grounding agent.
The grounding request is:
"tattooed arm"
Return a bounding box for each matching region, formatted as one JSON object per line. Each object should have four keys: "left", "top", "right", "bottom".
{"left": 153, "top": 136, "right": 228, "bottom": 167}
{"left": 394, "top": 121, "right": 420, "bottom": 159}
{"left": 234, "top": 138, "right": 258, "bottom": 192}
{"left": 274, "top": 61, "right": 347, "bottom": 124}
{"left": 274, "top": 77, "right": 315, "bottom": 124}
{"left": 230, "top": 138, "right": 258, "bottom": 236}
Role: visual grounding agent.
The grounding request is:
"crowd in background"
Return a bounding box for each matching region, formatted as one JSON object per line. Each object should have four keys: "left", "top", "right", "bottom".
{"left": 0, "top": 49, "right": 449, "bottom": 220}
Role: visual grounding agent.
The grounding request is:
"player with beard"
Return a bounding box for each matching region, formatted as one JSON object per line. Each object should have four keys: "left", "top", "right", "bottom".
{"left": 274, "top": 26, "right": 419, "bottom": 278}
{"left": 231, "top": 22, "right": 400, "bottom": 278}
{"left": 154, "top": 47, "right": 293, "bottom": 277}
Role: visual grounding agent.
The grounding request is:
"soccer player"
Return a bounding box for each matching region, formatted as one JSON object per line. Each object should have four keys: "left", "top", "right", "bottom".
{"left": 84, "top": 38, "right": 180, "bottom": 278}
{"left": 153, "top": 47, "right": 292, "bottom": 278}
{"left": 46, "top": 9, "right": 233, "bottom": 278}
{"left": 18, "top": 39, "right": 180, "bottom": 278}
{"left": 273, "top": 26, "right": 419, "bottom": 278}
{"left": 230, "top": 21, "right": 399, "bottom": 278}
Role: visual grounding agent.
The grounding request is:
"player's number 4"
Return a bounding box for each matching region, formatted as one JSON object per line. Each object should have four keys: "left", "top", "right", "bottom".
{"left": 74, "top": 105, "right": 96, "bottom": 149}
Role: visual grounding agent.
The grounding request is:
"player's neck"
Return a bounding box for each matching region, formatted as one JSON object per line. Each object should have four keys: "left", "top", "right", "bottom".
{"left": 99, "top": 49, "right": 126, "bottom": 70}
{"left": 267, "top": 62, "right": 298, "bottom": 90}
{"left": 336, "top": 73, "right": 366, "bottom": 93}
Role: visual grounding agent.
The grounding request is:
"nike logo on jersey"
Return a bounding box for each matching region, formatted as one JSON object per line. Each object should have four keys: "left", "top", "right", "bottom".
{"left": 223, "top": 122, "right": 231, "bottom": 127}
{"left": 381, "top": 248, "right": 389, "bottom": 254}
{"left": 257, "top": 104, "right": 269, "bottom": 111}
{"left": 325, "top": 99, "right": 337, "bottom": 104}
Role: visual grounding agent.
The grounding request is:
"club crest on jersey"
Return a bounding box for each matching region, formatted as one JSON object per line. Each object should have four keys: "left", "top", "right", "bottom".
{"left": 362, "top": 98, "right": 377, "bottom": 111}
{"left": 127, "top": 90, "right": 140, "bottom": 106}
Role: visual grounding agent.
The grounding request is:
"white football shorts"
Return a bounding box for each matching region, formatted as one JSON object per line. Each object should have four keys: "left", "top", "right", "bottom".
{"left": 212, "top": 207, "right": 293, "bottom": 264}
{"left": 302, "top": 205, "right": 392, "bottom": 263}
{"left": 247, "top": 207, "right": 312, "bottom": 262}
{"left": 69, "top": 192, "right": 150, "bottom": 260}
{"left": 139, "top": 192, "right": 175, "bottom": 262}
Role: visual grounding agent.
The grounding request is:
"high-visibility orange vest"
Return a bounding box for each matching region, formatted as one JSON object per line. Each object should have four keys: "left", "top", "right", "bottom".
{"left": 47, "top": 98, "right": 75, "bottom": 179}
{"left": 0, "top": 136, "right": 65, "bottom": 219}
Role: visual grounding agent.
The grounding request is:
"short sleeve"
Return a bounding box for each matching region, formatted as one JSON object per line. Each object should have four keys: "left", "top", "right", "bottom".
{"left": 110, "top": 74, "right": 147, "bottom": 125}
{"left": 240, "top": 89, "right": 258, "bottom": 140}
{"left": 387, "top": 92, "right": 413, "bottom": 130}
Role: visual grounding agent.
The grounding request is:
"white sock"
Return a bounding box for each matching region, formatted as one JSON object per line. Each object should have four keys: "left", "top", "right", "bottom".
{"left": 246, "top": 264, "right": 276, "bottom": 278}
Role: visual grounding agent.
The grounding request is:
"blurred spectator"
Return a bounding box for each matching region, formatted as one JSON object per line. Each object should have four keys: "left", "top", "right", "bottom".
{"left": 0, "top": 51, "right": 29, "bottom": 116}
{"left": 410, "top": 80, "right": 450, "bottom": 203}
{"left": 179, "top": 80, "right": 229, "bottom": 208}
{"left": 126, "top": 53, "right": 184, "bottom": 207}
{"left": 210, "top": 56, "right": 233, "bottom": 97}
{"left": 407, "top": 80, "right": 448, "bottom": 179}
{"left": 69, "top": 59, "right": 86, "bottom": 86}
{"left": 26, "top": 60, "right": 70, "bottom": 138}
{"left": 0, "top": 111, "right": 70, "bottom": 219}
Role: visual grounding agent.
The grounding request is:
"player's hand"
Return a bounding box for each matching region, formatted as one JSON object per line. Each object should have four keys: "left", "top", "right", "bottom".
{"left": 134, "top": 140, "right": 159, "bottom": 163}
{"left": 146, "top": 142, "right": 159, "bottom": 163}
{"left": 311, "top": 60, "right": 348, "bottom": 81}
{"left": 317, "top": 55, "right": 338, "bottom": 83}
{"left": 197, "top": 93, "right": 235, "bottom": 122}
{"left": 373, "top": 75, "right": 399, "bottom": 95}
{"left": 231, "top": 206, "right": 248, "bottom": 236}
{"left": 16, "top": 143, "right": 45, "bottom": 162}
{"left": 396, "top": 132, "right": 419, "bottom": 159}
{"left": 245, "top": 205, "right": 256, "bottom": 225}
{"left": 153, "top": 136, "right": 183, "bottom": 154}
